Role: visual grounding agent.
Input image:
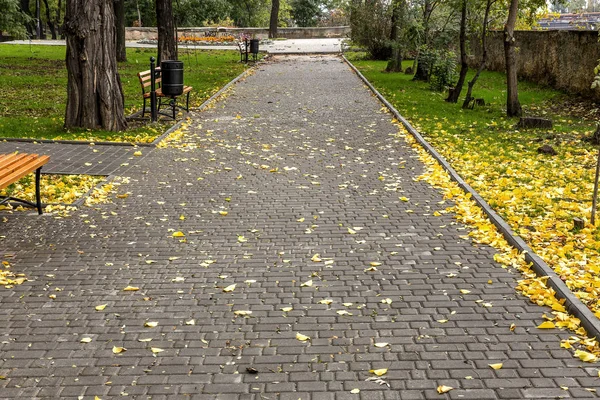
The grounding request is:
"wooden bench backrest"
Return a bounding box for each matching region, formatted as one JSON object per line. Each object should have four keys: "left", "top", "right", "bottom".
{"left": 0, "top": 153, "right": 50, "bottom": 190}
{"left": 138, "top": 70, "right": 162, "bottom": 95}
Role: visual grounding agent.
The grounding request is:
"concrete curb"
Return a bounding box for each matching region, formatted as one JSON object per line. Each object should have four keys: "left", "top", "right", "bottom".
{"left": 342, "top": 54, "right": 600, "bottom": 340}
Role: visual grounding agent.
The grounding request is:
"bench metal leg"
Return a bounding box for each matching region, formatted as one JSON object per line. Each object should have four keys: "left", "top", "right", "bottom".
{"left": 142, "top": 97, "right": 147, "bottom": 117}
{"left": 35, "top": 167, "right": 43, "bottom": 215}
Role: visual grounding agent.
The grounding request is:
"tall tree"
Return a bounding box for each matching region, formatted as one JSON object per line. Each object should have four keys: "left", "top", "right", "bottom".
{"left": 386, "top": 0, "right": 404, "bottom": 72}
{"left": 413, "top": 0, "right": 440, "bottom": 80}
{"left": 42, "top": 0, "right": 56, "bottom": 39}
{"left": 462, "top": 0, "right": 494, "bottom": 108}
{"left": 156, "top": 0, "right": 176, "bottom": 64}
{"left": 504, "top": 0, "right": 522, "bottom": 117}
{"left": 114, "top": 0, "right": 126, "bottom": 62}
{"left": 269, "top": 0, "right": 280, "bottom": 38}
{"left": 445, "top": 0, "right": 468, "bottom": 102}
{"left": 64, "top": 0, "right": 127, "bottom": 131}
{"left": 0, "top": 0, "right": 29, "bottom": 39}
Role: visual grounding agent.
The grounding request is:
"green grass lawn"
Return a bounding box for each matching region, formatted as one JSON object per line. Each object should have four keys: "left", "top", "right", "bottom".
{"left": 0, "top": 45, "right": 247, "bottom": 142}
{"left": 349, "top": 54, "right": 600, "bottom": 317}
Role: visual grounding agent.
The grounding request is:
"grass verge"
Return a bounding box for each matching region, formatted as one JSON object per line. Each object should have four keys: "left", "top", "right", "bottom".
{"left": 349, "top": 54, "right": 600, "bottom": 318}
{"left": 0, "top": 45, "right": 247, "bottom": 142}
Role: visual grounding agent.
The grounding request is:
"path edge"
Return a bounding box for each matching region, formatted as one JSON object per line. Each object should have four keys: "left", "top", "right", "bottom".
{"left": 342, "top": 54, "right": 600, "bottom": 340}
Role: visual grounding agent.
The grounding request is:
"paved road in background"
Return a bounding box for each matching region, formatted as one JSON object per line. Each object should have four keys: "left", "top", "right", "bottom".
{"left": 1, "top": 55, "right": 598, "bottom": 399}
{"left": 1, "top": 39, "right": 343, "bottom": 54}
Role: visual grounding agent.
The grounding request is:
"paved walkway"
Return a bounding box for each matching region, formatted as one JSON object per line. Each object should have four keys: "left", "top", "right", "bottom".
{"left": 1, "top": 55, "right": 598, "bottom": 400}
{"left": 1, "top": 38, "right": 343, "bottom": 54}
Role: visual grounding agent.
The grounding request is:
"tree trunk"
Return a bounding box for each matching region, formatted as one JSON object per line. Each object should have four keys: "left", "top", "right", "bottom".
{"left": 56, "top": 0, "right": 62, "bottom": 38}
{"left": 64, "top": 0, "right": 127, "bottom": 131}
{"left": 35, "top": 0, "right": 41, "bottom": 38}
{"left": 386, "top": 0, "right": 403, "bottom": 73}
{"left": 446, "top": 0, "right": 467, "bottom": 103}
{"left": 114, "top": 0, "right": 126, "bottom": 62}
{"left": 42, "top": 0, "right": 57, "bottom": 39}
{"left": 269, "top": 0, "right": 280, "bottom": 39}
{"left": 156, "top": 0, "right": 177, "bottom": 64}
{"left": 462, "top": 0, "right": 493, "bottom": 109}
{"left": 504, "top": 0, "right": 522, "bottom": 117}
{"left": 20, "top": 0, "right": 35, "bottom": 37}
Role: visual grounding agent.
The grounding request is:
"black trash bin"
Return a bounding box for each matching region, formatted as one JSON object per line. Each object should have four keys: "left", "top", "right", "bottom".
{"left": 161, "top": 60, "right": 184, "bottom": 96}
{"left": 249, "top": 39, "right": 260, "bottom": 56}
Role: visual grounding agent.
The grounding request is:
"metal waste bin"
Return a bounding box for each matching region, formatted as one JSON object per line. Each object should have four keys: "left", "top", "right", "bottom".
{"left": 161, "top": 60, "right": 184, "bottom": 96}
{"left": 249, "top": 39, "right": 260, "bottom": 55}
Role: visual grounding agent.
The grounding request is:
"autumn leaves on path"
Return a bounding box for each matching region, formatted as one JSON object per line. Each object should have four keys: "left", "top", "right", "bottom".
{"left": 1, "top": 55, "right": 599, "bottom": 399}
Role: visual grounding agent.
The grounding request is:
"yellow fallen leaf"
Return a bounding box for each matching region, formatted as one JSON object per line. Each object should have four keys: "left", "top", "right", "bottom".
{"left": 400, "top": 196, "right": 409, "bottom": 202}
{"left": 301, "top": 280, "right": 313, "bottom": 287}
{"left": 381, "top": 298, "right": 392, "bottom": 304}
{"left": 297, "top": 217, "right": 305, "bottom": 222}
{"left": 374, "top": 343, "right": 389, "bottom": 348}
{"left": 138, "top": 338, "right": 152, "bottom": 342}
{"left": 234, "top": 310, "right": 252, "bottom": 316}
{"left": 185, "top": 319, "right": 195, "bottom": 325}
{"left": 350, "top": 388, "right": 360, "bottom": 394}
{"left": 369, "top": 368, "right": 388, "bottom": 376}
{"left": 296, "top": 332, "right": 310, "bottom": 342}
{"left": 437, "top": 319, "right": 448, "bottom": 324}
{"left": 537, "top": 321, "right": 556, "bottom": 329}
{"left": 133, "top": 151, "right": 142, "bottom": 156}
{"left": 319, "top": 299, "right": 333, "bottom": 305}
{"left": 509, "top": 323, "right": 516, "bottom": 332}
{"left": 95, "top": 304, "right": 107, "bottom": 311}
{"left": 459, "top": 289, "right": 471, "bottom": 294}
{"left": 281, "top": 307, "right": 293, "bottom": 312}
{"left": 219, "top": 211, "right": 228, "bottom": 216}
{"left": 370, "top": 262, "right": 382, "bottom": 266}
{"left": 311, "top": 254, "right": 322, "bottom": 262}
{"left": 144, "top": 321, "right": 158, "bottom": 328}
{"left": 437, "top": 385, "right": 453, "bottom": 394}
{"left": 433, "top": 211, "right": 442, "bottom": 216}
{"left": 364, "top": 266, "right": 377, "bottom": 272}
{"left": 123, "top": 286, "right": 139, "bottom": 291}
{"left": 575, "top": 350, "right": 598, "bottom": 362}
{"left": 337, "top": 310, "right": 352, "bottom": 316}
{"left": 561, "top": 386, "right": 569, "bottom": 390}
{"left": 80, "top": 337, "right": 92, "bottom": 343}
{"left": 223, "top": 284, "right": 236, "bottom": 292}
{"left": 151, "top": 348, "right": 164, "bottom": 353}
{"left": 237, "top": 235, "right": 248, "bottom": 243}
{"left": 172, "top": 231, "right": 185, "bottom": 237}
{"left": 347, "top": 228, "right": 357, "bottom": 234}
{"left": 489, "top": 363, "right": 503, "bottom": 370}
{"left": 112, "top": 346, "right": 126, "bottom": 354}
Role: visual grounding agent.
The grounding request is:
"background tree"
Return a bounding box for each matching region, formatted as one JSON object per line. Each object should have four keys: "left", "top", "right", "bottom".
{"left": 269, "top": 0, "right": 279, "bottom": 37}
{"left": 291, "top": 0, "right": 322, "bottom": 26}
{"left": 64, "top": 0, "right": 127, "bottom": 131}
{"left": 0, "top": 0, "right": 30, "bottom": 39}
{"left": 462, "top": 0, "right": 495, "bottom": 108}
{"left": 155, "top": 0, "right": 176, "bottom": 63}
{"left": 504, "top": 0, "right": 522, "bottom": 117}
{"left": 386, "top": 0, "right": 406, "bottom": 72}
{"left": 114, "top": 0, "right": 126, "bottom": 61}
{"left": 445, "top": 0, "right": 467, "bottom": 102}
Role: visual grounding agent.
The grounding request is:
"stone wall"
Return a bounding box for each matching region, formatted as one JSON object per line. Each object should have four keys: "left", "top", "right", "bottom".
{"left": 470, "top": 30, "right": 600, "bottom": 99}
{"left": 126, "top": 26, "right": 351, "bottom": 41}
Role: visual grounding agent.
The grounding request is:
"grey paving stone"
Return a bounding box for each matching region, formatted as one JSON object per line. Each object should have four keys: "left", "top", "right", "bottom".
{"left": 1, "top": 54, "right": 600, "bottom": 400}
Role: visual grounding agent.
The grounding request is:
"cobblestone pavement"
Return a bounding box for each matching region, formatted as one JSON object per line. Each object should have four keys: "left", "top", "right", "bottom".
{"left": 0, "top": 141, "right": 139, "bottom": 175}
{"left": 1, "top": 55, "right": 599, "bottom": 400}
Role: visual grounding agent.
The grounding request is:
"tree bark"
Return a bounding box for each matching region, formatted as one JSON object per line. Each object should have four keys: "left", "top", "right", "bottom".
{"left": 114, "top": 0, "right": 126, "bottom": 62}
{"left": 386, "top": 0, "right": 403, "bottom": 73}
{"left": 20, "top": 0, "right": 35, "bottom": 37}
{"left": 42, "top": 0, "right": 57, "bottom": 39}
{"left": 56, "top": 0, "right": 62, "bottom": 38}
{"left": 446, "top": 0, "right": 468, "bottom": 103}
{"left": 64, "top": 0, "right": 127, "bottom": 131}
{"left": 504, "top": 0, "right": 522, "bottom": 117}
{"left": 156, "top": 0, "right": 177, "bottom": 64}
{"left": 462, "top": 0, "right": 493, "bottom": 109}
{"left": 269, "top": 0, "right": 280, "bottom": 39}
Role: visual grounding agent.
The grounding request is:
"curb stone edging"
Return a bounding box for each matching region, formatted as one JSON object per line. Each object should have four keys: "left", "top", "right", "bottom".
{"left": 342, "top": 54, "right": 600, "bottom": 341}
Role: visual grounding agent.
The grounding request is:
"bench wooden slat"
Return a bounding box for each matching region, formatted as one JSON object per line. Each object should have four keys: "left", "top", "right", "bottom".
{"left": 0, "top": 154, "right": 49, "bottom": 190}
{"left": 0, "top": 154, "right": 38, "bottom": 180}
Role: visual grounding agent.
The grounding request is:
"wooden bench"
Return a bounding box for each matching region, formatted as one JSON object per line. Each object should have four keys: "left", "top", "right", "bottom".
{"left": 238, "top": 40, "right": 249, "bottom": 63}
{"left": 137, "top": 69, "right": 193, "bottom": 119}
{"left": 0, "top": 153, "right": 50, "bottom": 215}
